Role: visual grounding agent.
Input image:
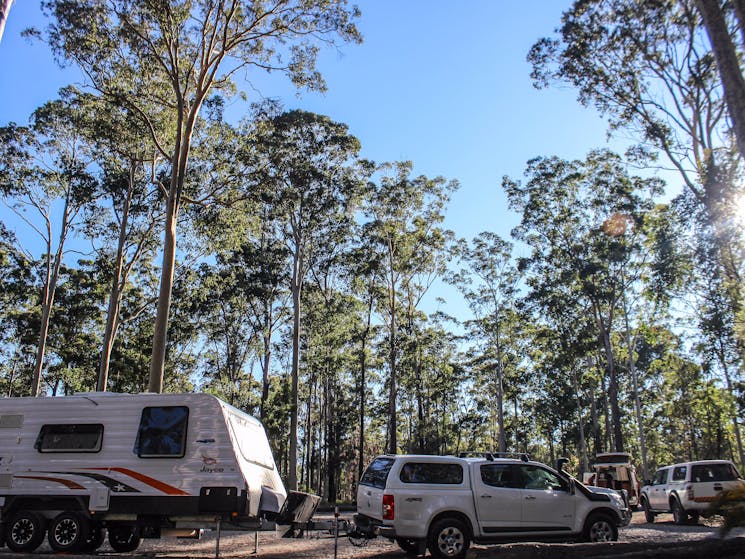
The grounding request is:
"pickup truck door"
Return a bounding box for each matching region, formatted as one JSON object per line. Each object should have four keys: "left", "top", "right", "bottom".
{"left": 516, "top": 465, "right": 575, "bottom": 531}
{"left": 648, "top": 467, "right": 671, "bottom": 510}
{"left": 473, "top": 464, "right": 524, "bottom": 533}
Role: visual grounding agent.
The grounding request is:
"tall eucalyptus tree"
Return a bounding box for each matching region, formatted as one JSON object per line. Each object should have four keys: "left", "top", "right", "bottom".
{"left": 0, "top": 224, "right": 35, "bottom": 396}
{"left": 450, "top": 232, "right": 520, "bottom": 453}
{"left": 39, "top": 0, "right": 361, "bottom": 392}
{"left": 68, "top": 92, "right": 165, "bottom": 392}
{"left": 504, "top": 150, "right": 661, "bottom": 452}
{"left": 248, "top": 109, "right": 366, "bottom": 490}
{"left": 530, "top": 0, "right": 745, "bottom": 376}
{"left": 0, "top": 95, "right": 98, "bottom": 396}
{"left": 363, "top": 161, "right": 456, "bottom": 454}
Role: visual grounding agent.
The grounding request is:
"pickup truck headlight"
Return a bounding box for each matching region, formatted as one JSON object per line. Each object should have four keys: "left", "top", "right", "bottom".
{"left": 609, "top": 491, "right": 626, "bottom": 509}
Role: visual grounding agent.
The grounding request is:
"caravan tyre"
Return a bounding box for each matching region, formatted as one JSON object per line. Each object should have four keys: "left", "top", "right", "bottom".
{"left": 48, "top": 511, "right": 89, "bottom": 552}
{"left": 80, "top": 522, "right": 106, "bottom": 552}
{"left": 4, "top": 510, "right": 46, "bottom": 552}
{"left": 108, "top": 525, "right": 141, "bottom": 552}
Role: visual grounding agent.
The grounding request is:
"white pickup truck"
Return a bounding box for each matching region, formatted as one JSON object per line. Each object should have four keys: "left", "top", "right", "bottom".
{"left": 353, "top": 453, "right": 631, "bottom": 559}
{"left": 640, "top": 459, "right": 745, "bottom": 524}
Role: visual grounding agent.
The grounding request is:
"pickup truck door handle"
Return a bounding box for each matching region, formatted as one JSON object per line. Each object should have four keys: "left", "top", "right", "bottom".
{"left": 480, "top": 495, "right": 492, "bottom": 499}
{"left": 525, "top": 496, "right": 536, "bottom": 500}
{"left": 405, "top": 497, "right": 422, "bottom": 502}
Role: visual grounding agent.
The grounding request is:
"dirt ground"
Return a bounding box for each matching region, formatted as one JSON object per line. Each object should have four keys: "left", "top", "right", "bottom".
{"left": 2, "top": 511, "right": 745, "bottom": 558}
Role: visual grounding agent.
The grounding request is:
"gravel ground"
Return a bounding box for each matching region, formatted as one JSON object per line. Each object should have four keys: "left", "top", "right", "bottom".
{"left": 2, "top": 511, "right": 744, "bottom": 558}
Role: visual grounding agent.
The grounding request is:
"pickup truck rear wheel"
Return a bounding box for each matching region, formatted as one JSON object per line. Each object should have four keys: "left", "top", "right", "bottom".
{"left": 583, "top": 512, "right": 618, "bottom": 542}
{"left": 641, "top": 497, "right": 655, "bottom": 523}
{"left": 427, "top": 517, "right": 470, "bottom": 559}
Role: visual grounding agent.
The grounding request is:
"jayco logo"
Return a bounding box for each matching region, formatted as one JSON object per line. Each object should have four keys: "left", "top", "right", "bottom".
{"left": 200, "top": 455, "right": 224, "bottom": 473}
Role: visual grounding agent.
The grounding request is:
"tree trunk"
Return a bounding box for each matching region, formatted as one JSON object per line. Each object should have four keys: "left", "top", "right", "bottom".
{"left": 547, "top": 428, "right": 556, "bottom": 467}
{"left": 260, "top": 305, "right": 272, "bottom": 421}
{"left": 696, "top": 0, "right": 745, "bottom": 161}
{"left": 32, "top": 196, "right": 71, "bottom": 396}
{"left": 97, "top": 167, "right": 135, "bottom": 392}
{"left": 572, "top": 366, "right": 589, "bottom": 473}
{"left": 357, "top": 292, "right": 373, "bottom": 482}
{"left": 302, "top": 367, "right": 315, "bottom": 492}
{"left": 148, "top": 94, "right": 202, "bottom": 393}
{"left": 148, "top": 189, "right": 178, "bottom": 393}
{"left": 495, "top": 320, "right": 507, "bottom": 453}
{"left": 288, "top": 246, "right": 302, "bottom": 491}
{"left": 734, "top": 0, "right": 745, "bottom": 49}
{"left": 589, "top": 382, "right": 602, "bottom": 456}
{"left": 595, "top": 305, "right": 624, "bottom": 452}
{"left": 326, "top": 371, "right": 338, "bottom": 502}
{"left": 386, "top": 261, "right": 398, "bottom": 455}
{"left": 625, "top": 309, "right": 650, "bottom": 481}
{"left": 0, "top": 0, "right": 12, "bottom": 44}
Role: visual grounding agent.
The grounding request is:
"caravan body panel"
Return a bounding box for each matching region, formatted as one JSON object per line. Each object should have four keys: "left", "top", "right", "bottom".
{"left": 0, "top": 392, "right": 286, "bottom": 524}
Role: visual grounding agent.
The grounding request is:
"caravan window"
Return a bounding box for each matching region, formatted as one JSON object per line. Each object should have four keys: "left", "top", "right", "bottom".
{"left": 134, "top": 406, "right": 188, "bottom": 458}
{"left": 36, "top": 424, "right": 103, "bottom": 452}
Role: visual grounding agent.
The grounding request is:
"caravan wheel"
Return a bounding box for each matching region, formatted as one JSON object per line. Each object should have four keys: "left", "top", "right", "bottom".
{"left": 108, "top": 525, "right": 141, "bottom": 552}
{"left": 80, "top": 522, "right": 106, "bottom": 552}
{"left": 48, "top": 511, "right": 89, "bottom": 552}
{"left": 4, "top": 510, "right": 46, "bottom": 552}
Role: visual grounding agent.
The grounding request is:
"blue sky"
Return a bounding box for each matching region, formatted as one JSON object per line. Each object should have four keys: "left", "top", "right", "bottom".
{"left": 0, "top": 1, "right": 637, "bottom": 319}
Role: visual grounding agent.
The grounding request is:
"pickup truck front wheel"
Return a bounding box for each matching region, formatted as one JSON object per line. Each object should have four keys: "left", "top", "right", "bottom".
{"left": 427, "top": 517, "right": 470, "bottom": 559}
{"left": 641, "top": 497, "right": 655, "bottom": 523}
{"left": 583, "top": 513, "right": 618, "bottom": 542}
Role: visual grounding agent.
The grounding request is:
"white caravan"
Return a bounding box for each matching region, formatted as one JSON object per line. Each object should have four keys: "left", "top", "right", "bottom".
{"left": 0, "top": 392, "right": 311, "bottom": 553}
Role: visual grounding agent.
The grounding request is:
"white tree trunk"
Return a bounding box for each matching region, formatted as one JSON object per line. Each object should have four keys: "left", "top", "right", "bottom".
{"left": 0, "top": 0, "right": 13, "bottom": 44}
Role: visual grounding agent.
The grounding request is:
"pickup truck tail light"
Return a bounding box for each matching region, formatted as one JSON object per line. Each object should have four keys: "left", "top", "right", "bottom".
{"left": 382, "top": 494, "right": 395, "bottom": 520}
{"left": 686, "top": 484, "right": 694, "bottom": 500}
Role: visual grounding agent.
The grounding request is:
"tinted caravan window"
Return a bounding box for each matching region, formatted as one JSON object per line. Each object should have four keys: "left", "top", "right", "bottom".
{"left": 36, "top": 424, "right": 103, "bottom": 452}
{"left": 134, "top": 406, "right": 188, "bottom": 458}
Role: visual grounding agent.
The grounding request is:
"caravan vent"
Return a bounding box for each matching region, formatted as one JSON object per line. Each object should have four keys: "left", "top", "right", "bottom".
{"left": 0, "top": 415, "right": 23, "bottom": 429}
{"left": 0, "top": 474, "right": 12, "bottom": 488}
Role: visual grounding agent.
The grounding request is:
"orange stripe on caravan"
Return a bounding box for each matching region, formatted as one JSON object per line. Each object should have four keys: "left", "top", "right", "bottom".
{"left": 86, "top": 468, "right": 189, "bottom": 495}
{"left": 16, "top": 475, "right": 86, "bottom": 490}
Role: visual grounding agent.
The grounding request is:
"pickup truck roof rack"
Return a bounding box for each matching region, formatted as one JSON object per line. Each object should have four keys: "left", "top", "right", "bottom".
{"left": 458, "top": 451, "right": 531, "bottom": 462}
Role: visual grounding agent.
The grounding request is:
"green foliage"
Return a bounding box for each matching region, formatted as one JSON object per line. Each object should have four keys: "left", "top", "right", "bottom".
{"left": 711, "top": 486, "right": 745, "bottom": 536}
